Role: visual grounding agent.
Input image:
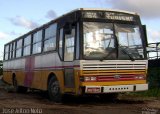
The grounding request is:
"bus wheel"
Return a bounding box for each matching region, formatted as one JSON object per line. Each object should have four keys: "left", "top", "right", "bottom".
{"left": 48, "top": 77, "right": 62, "bottom": 102}
{"left": 13, "top": 77, "right": 28, "bottom": 93}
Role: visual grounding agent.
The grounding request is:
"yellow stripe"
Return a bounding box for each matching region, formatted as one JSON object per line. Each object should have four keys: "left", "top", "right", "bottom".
{"left": 81, "top": 69, "right": 146, "bottom": 76}
{"left": 81, "top": 80, "right": 146, "bottom": 86}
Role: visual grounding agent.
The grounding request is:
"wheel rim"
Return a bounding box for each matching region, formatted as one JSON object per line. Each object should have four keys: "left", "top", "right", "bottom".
{"left": 50, "top": 81, "right": 60, "bottom": 96}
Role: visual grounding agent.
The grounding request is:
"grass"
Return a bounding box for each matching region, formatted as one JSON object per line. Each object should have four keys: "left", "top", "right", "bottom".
{"left": 119, "top": 88, "right": 160, "bottom": 101}
{"left": 135, "top": 88, "right": 160, "bottom": 97}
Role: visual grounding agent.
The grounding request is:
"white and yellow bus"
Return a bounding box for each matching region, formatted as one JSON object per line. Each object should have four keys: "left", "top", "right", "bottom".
{"left": 3, "top": 8, "right": 148, "bottom": 102}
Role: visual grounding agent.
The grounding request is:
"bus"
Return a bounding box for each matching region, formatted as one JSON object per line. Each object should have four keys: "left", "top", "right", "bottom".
{"left": 3, "top": 8, "right": 148, "bottom": 102}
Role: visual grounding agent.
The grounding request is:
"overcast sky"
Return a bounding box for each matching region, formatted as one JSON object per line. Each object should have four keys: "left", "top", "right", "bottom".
{"left": 0, "top": 0, "right": 160, "bottom": 60}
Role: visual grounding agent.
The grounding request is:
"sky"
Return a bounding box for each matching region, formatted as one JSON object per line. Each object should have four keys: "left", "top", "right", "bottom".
{"left": 0, "top": 0, "right": 160, "bottom": 60}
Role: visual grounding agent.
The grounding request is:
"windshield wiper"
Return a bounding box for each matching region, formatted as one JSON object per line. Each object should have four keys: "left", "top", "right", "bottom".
{"left": 120, "top": 46, "right": 135, "bottom": 61}
{"left": 99, "top": 46, "right": 135, "bottom": 61}
{"left": 99, "top": 48, "right": 116, "bottom": 61}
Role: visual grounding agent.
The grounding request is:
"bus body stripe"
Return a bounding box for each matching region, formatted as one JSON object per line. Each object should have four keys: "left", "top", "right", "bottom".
{"left": 24, "top": 56, "right": 35, "bottom": 87}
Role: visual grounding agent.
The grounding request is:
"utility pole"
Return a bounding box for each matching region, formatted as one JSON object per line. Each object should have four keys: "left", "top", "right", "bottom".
{"left": 0, "top": 60, "right": 2, "bottom": 76}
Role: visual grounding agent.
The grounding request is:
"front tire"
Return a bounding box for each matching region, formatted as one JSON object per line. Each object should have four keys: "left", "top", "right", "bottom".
{"left": 48, "top": 77, "right": 62, "bottom": 102}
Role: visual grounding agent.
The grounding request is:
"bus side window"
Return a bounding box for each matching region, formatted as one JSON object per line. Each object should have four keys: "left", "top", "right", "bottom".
{"left": 4, "top": 45, "right": 9, "bottom": 60}
{"left": 64, "top": 28, "right": 75, "bottom": 61}
{"left": 32, "top": 30, "right": 42, "bottom": 54}
{"left": 16, "top": 39, "right": 22, "bottom": 58}
{"left": 44, "top": 24, "right": 57, "bottom": 52}
{"left": 59, "top": 28, "right": 63, "bottom": 60}
{"left": 76, "top": 23, "right": 80, "bottom": 60}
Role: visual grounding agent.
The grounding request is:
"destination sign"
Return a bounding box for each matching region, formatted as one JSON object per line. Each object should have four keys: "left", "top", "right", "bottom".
{"left": 82, "top": 11, "right": 135, "bottom": 21}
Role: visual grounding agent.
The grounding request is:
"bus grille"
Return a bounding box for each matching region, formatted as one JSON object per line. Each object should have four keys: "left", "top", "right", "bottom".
{"left": 81, "top": 60, "right": 147, "bottom": 76}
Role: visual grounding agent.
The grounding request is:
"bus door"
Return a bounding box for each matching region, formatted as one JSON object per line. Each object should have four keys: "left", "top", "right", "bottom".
{"left": 59, "top": 23, "right": 76, "bottom": 92}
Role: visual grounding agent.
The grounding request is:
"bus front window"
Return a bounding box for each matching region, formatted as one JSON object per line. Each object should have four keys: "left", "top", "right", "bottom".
{"left": 115, "top": 24, "right": 144, "bottom": 60}
{"left": 83, "top": 22, "right": 144, "bottom": 60}
{"left": 83, "top": 22, "right": 116, "bottom": 60}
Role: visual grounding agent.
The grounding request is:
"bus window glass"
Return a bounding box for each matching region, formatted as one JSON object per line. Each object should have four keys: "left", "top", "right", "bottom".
{"left": 24, "top": 35, "right": 31, "bottom": 46}
{"left": 44, "top": 24, "right": 57, "bottom": 51}
{"left": 16, "top": 39, "right": 22, "bottom": 58}
{"left": 12, "top": 42, "right": 15, "bottom": 58}
{"left": 10, "top": 51, "right": 12, "bottom": 59}
{"left": 44, "top": 38, "right": 55, "bottom": 51}
{"left": 33, "top": 42, "right": 41, "bottom": 54}
{"left": 76, "top": 23, "right": 80, "bottom": 59}
{"left": 23, "top": 35, "right": 31, "bottom": 56}
{"left": 33, "top": 30, "right": 42, "bottom": 43}
{"left": 5, "top": 45, "right": 9, "bottom": 53}
{"left": 16, "top": 48, "right": 22, "bottom": 58}
{"left": 5, "top": 53, "right": 8, "bottom": 60}
{"left": 83, "top": 22, "right": 116, "bottom": 60}
{"left": 10, "top": 43, "right": 12, "bottom": 52}
{"left": 24, "top": 46, "right": 31, "bottom": 56}
{"left": 115, "top": 24, "right": 144, "bottom": 59}
{"left": 4, "top": 45, "right": 9, "bottom": 60}
{"left": 64, "top": 28, "right": 75, "bottom": 61}
{"left": 59, "top": 28, "right": 63, "bottom": 59}
{"left": 16, "top": 39, "right": 22, "bottom": 49}
{"left": 9, "top": 43, "right": 12, "bottom": 59}
{"left": 33, "top": 30, "right": 42, "bottom": 54}
{"left": 45, "top": 24, "right": 57, "bottom": 39}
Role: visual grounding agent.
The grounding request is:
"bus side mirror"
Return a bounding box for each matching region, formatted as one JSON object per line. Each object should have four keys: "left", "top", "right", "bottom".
{"left": 142, "top": 25, "right": 148, "bottom": 47}
{"left": 64, "top": 23, "right": 72, "bottom": 34}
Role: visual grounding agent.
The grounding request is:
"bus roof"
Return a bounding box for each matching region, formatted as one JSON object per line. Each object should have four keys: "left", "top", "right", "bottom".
{"left": 5, "top": 8, "right": 139, "bottom": 46}
{"left": 57, "top": 8, "right": 138, "bottom": 22}
{"left": 77, "top": 8, "right": 138, "bottom": 15}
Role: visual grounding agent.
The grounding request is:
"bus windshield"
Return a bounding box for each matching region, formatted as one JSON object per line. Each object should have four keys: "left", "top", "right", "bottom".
{"left": 83, "top": 22, "right": 144, "bottom": 60}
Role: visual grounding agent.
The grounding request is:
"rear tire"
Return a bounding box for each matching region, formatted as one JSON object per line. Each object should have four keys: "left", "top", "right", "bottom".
{"left": 13, "top": 77, "right": 28, "bottom": 93}
{"left": 48, "top": 77, "right": 62, "bottom": 102}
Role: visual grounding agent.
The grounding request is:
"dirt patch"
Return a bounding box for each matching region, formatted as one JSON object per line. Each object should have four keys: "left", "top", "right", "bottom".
{"left": 0, "top": 80, "right": 159, "bottom": 114}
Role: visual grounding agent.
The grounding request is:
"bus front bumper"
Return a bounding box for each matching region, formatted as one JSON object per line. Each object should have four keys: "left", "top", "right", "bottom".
{"left": 85, "top": 84, "right": 148, "bottom": 94}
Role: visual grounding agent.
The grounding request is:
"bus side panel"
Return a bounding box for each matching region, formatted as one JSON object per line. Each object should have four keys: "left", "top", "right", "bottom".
{"left": 14, "top": 59, "right": 25, "bottom": 86}
{"left": 39, "top": 53, "right": 65, "bottom": 91}
{"left": 41, "top": 70, "right": 50, "bottom": 90}
{"left": 15, "top": 71, "right": 24, "bottom": 86}
{"left": 3, "top": 71, "right": 12, "bottom": 84}
{"left": 74, "top": 69, "right": 81, "bottom": 95}
{"left": 3, "top": 61, "right": 13, "bottom": 84}
{"left": 40, "top": 70, "right": 64, "bottom": 92}
{"left": 29, "top": 56, "right": 41, "bottom": 89}
{"left": 31, "top": 71, "right": 41, "bottom": 89}
{"left": 29, "top": 53, "right": 65, "bottom": 91}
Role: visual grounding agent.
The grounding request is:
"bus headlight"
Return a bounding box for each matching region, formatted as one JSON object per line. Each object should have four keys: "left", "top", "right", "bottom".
{"left": 139, "top": 75, "right": 145, "bottom": 79}
{"left": 84, "top": 76, "right": 97, "bottom": 82}
{"left": 84, "top": 77, "right": 90, "bottom": 81}
{"left": 135, "top": 75, "right": 145, "bottom": 80}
